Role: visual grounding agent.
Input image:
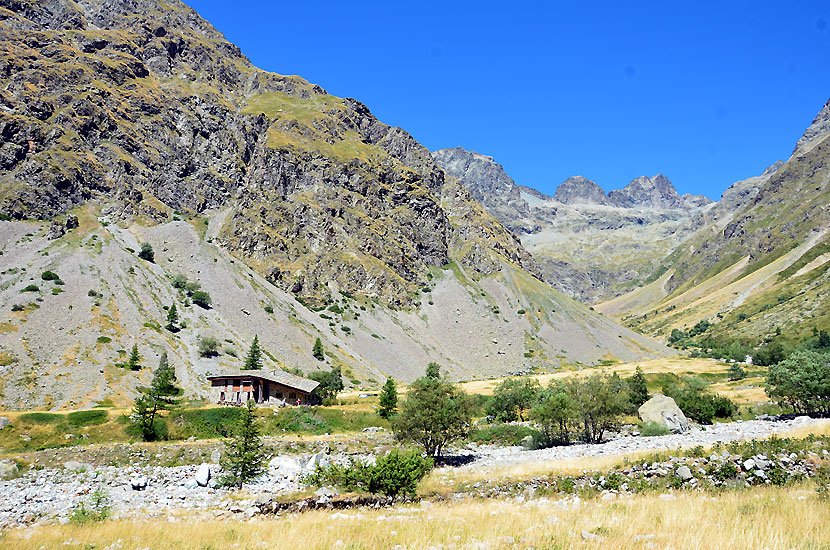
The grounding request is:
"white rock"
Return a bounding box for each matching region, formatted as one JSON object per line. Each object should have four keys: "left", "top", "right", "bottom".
{"left": 195, "top": 464, "right": 211, "bottom": 487}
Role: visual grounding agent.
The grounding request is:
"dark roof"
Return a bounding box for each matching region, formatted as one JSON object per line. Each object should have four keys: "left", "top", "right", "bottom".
{"left": 207, "top": 370, "right": 319, "bottom": 393}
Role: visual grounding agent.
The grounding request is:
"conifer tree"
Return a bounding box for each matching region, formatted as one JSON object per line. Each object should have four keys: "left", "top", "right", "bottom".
{"left": 131, "top": 351, "right": 180, "bottom": 441}
{"left": 220, "top": 399, "right": 266, "bottom": 489}
{"left": 243, "top": 335, "right": 263, "bottom": 370}
{"left": 165, "top": 302, "right": 179, "bottom": 331}
{"left": 425, "top": 362, "right": 441, "bottom": 379}
{"left": 626, "top": 366, "right": 650, "bottom": 407}
{"left": 378, "top": 377, "right": 398, "bottom": 418}
{"left": 127, "top": 344, "right": 141, "bottom": 371}
{"left": 312, "top": 337, "right": 325, "bottom": 361}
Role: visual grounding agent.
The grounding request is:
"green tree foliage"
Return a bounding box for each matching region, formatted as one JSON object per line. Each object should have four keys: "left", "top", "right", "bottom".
{"left": 126, "top": 344, "right": 141, "bottom": 371}
{"left": 393, "top": 375, "right": 474, "bottom": 458}
{"left": 486, "top": 377, "right": 541, "bottom": 421}
{"left": 41, "top": 270, "right": 60, "bottom": 281}
{"left": 243, "top": 335, "right": 263, "bottom": 370}
{"left": 165, "top": 302, "right": 179, "bottom": 331}
{"left": 378, "top": 378, "right": 398, "bottom": 418}
{"left": 819, "top": 330, "right": 830, "bottom": 349}
{"left": 567, "top": 373, "right": 631, "bottom": 443}
{"left": 425, "top": 362, "right": 441, "bottom": 379}
{"left": 198, "top": 336, "right": 219, "bottom": 357}
{"left": 305, "top": 448, "right": 432, "bottom": 498}
{"left": 137, "top": 242, "right": 154, "bottom": 262}
{"left": 312, "top": 337, "right": 325, "bottom": 361}
{"left": 668, "top": 328, "right": 684, "bottom": 344}
{"left": 662, "top": 376, "right": 736, "bottom": 423}
{"left": 626, "top": 366, "right": 650, "bottom": 407}
{"left": 765, "top": 350, "right": 830, "bottom": 414}
{"left": 308, "top": 366, "right": 344, "bottom": 399}
{"left": 131, "top": 351, "right": 180, "bottom": 441}
{"left": 219, "top": 400, "right": 266, "bottom": 489}
{"left": 171, "top": 274, "right": 187, "bottom": 289}
{"left": 529, "top": 383, "right": 574, "bottom": 446}
{"left": 191, "top": 290, "right": 212, "bottom": 309}
{"left": 728, "top": 363, "right": 747, "bottom": 381}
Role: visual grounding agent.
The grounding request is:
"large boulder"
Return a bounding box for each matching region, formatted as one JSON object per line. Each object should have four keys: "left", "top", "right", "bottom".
{"left": 195, "top": 463, "right": 211, "bottom": 487}
{"left": 0, "top": 459, "right": 19, "bottom": 479}
{"left": 638, "top": 394, "right": 689, "bottom": 433}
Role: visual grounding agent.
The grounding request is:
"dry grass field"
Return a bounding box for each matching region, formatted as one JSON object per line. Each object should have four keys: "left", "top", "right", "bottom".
{"left": 4, "top": 484, "right": 826, "bottom": 550}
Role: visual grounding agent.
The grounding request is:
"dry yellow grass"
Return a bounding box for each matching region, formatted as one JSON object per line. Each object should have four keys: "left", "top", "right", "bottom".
{"left": 5, "top": 484, "right": 826, "bottom": 550}
{"left": 458, "top": 356, "right": 731, "bottom": 396}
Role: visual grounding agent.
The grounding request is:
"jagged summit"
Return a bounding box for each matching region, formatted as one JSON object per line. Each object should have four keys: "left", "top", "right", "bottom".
{"left": 793, "top": 97, "right": 830, "bottom": 156}
{"left": 552, "top": 176, "right": 608, "bottom": 206}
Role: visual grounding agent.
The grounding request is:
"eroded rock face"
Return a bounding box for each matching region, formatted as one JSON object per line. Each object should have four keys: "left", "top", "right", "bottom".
{"left": 0, "top": 0, "right": 543, "bottom": 306}
{"left": 553, "top": 176, "right": 609, "bottom": 206}
{"left": 638, "top": 394, "right": 690, "bottom": 433}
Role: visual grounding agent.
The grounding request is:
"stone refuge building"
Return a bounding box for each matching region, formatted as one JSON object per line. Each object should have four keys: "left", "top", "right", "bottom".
{"left": 207, "top": 370, "right": 320, "bottom": 406}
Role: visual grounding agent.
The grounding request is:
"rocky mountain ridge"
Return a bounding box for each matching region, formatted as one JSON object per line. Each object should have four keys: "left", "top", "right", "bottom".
{"left": 433, "top": 148, "right": 714, "bottom": 302}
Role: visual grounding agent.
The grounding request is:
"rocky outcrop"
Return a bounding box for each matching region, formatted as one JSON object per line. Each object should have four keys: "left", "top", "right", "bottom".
{"left": 553, "top": 176, "right": 608, "bottom": 205}
{"left": 432, "top": 147, "right": 530, "bottom": 227}
{"left": 608, "top": 174, "right": 684, "bottom": 209}
{"left": 793, "top": 97, "right": 830, "bottom": 156}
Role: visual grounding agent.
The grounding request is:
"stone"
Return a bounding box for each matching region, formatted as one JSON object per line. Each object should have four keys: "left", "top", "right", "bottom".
{"left": 753, "top": 458, "right": 770, "bottom": 470}
{"left": 65, "top": 214, "right": 79, "bottom": 229}
{"left": 210, "top": 450, "right": 221, "bottom": 463}
{"left": 253, "top": 494, "right": 273, "bottom": 506}
{"left": 270, "top": 456, "right": 302, "bottom": 476}
{"left": 314, "top": 486, "right": 339, "bottom": 499}
{"left": 581, "top": 530, "right": 604, "bottom": 541}
{"left": 46, "top": 220, "right": 65, "bottom": 239}
{"left": 195, "top": 463, "right": 211, "bottom": 487}
{"left": 675, "top": 466, "right": 693, "bottom": 481}
{"left": 0, "top": 417, "right": 10, "bottom": 430}
{"left": 743, "top": 458, "right": 756, "bottom": 471}
{"left": 520, "top": 435, "right": 537, "bottom": 450}
{"left": 130, "top": 476, "right": 148, "bottom": 491}
{"left": 63, "top": 461, "right": 91, "bottom": 472}
{"left": 638, "top": 394, "right": 690, "bottom": 433}
{"left": 0, "top": 459, "right": 19, "bottom": 479}
{"left": 184, "top": 479, "right": 198, "bottom": 490}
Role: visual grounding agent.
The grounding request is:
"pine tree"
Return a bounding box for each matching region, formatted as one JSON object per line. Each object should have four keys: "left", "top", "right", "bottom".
{"left": 243, "top": 335, "right": 263, "bottom": 370}
{"left": 220, "top": 399, "right": 266, "bottom": 489}
{"left": 425, "top": 362, "right": 441, "bottom": 379}
{"left": 131, "top": 351, "right": 180, "bottom": 440}
{"left": 165, "top": 302, "right": 179, "bottom": 331}
{"left": 312, "top": 337, "right": 325, "bottom": 361}
{"left": 126, "top": 344, "right": 141, "bottom": 371}
{"left": 378, "top": 377, "right": 398, "bottom": 418}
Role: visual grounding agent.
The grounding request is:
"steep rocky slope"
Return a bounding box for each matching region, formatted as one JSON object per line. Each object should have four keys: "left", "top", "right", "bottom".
{"left": 433, "top": 148, "right": 711, "bottom": 302}
{"left": 0, "top": 0, "right": 669, "bottom": 408}
{"left": 598, "top": 99, "right": 830, "bottom": 343}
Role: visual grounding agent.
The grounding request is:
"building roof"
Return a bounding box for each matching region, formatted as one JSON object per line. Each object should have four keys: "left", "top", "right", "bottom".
{"left": 207, "top": 369, "right": 320, "bottom": 393}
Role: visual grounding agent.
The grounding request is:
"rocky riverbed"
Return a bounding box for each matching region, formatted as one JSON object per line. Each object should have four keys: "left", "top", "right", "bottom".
{"left": 0, "top": 416, "right": 825, "bottom": 530}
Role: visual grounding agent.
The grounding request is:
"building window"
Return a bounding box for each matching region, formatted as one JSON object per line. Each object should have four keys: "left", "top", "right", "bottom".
{"left": 220, "top": 391, "right": 225, "bottom": 402}
{"left": 289, "top": 392, "right": 296, "bottom": 399}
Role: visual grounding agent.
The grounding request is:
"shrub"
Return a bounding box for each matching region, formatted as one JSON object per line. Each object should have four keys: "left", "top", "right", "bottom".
{"left": 663, "top": 376, "right": 736, "bottom": 423}
{"left": 171, "top": 274, "right": 188, "bottom": 289}
{"left": 486, "top": 377, "right": 541, "bottom": 422}
{"left": 11, "top": 304, "right": 23, "bottom": 312}
{"left": 51, "top": 287, "right": 63, "bottom": 295}
{"left": 88, "top": 289, "right": 101, "bottom": 298}
{"left": 69, "top": 490, "right": 111, "bottom": 525}
{"left": 728, "top": 363, "right": 746, "bottom": 381}
{"left": 264, "top": 305, "right": 274, "bottom": 314}
{"left": 198, "top": 336, "right": 219, "bottom": 357}
{"left": 66, "top": 410, "right": 108, "bottom": 427}
{"left": 191, "top": 290, "right": 212, "bottom": 309}
{"left": 173, "top": 408, "right": 244, "bottom": 438}
{"left": 41, "top": 270, "right": 60, "bottom": 281}
{"left": 469, "top": 424, "right": 541, "bottom": 446}
{"left": 305, "top": 448, "right": 432, "bottom": 498}
{"left": 639, "top": 421, "right": 671, "bottom": 437}
{"left": 96, "top": 336, "right": 112, "bottom": 344}
{"left": 137, "top": 242, "right": 154, "bottom": 262}
{"left": 21, "top": 284, "right": 38, "bottom": 292}
{"left": 18, "top": 412, "right": 61, "bottom": 425}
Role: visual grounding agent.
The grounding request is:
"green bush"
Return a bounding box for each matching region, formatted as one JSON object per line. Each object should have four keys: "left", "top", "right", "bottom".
{"left": 18, "top": 412, "right": 61, "bottom": 425}
{"left": 69, "top": 490, "right": 111, "bottom": 525}
{"left": 66, "top": 410, "right": 108, "bottom": 427}
{"left": 11, "top": 304, "right": 24, "bottom": 312}
{"left": 96, "top": 336, "right": 112, "bottom": 344}
{"left": 639, "top": 421, "right": 671, "bottom": 437}
{"left": 765, "top": 350, "right": 830, "bottom": 414}
{"left": 198, "top": 336, "right": 219, "bottom": 357}
{"left": 172, "top": 408, "right": 245, "bottom": 438}
{"left": 191, "top": 291, "right": 212, "bottom": 309}
{"left": 21, "top": 284, "right": 39, "bottom": 293}
{"left": 305, "top": 448, "right": 432, "bottom": 497}
{"left": 137, "top": 242, "right": 154, "bottom": 262}
{"left": 41, "top": 270, "right": 60, "bottom": 281}
{"left": 469, "top": 424, "right": 541, "bottom": 446}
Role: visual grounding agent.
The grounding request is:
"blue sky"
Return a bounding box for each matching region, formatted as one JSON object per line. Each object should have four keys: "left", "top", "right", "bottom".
{"left": 188, "top": 0, "right": 830, "bottom": 200}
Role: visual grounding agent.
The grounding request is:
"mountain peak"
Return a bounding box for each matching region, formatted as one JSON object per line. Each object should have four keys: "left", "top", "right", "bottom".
{"left": 793, "top": 97, "right": 830, "bottom": 157}
{"left": 607, "top": 174, "right": 684, "bottom": 209}
{"left": 553, "top": 176, "right": 608, "bottom": 205}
